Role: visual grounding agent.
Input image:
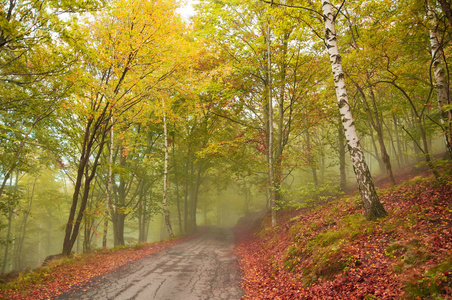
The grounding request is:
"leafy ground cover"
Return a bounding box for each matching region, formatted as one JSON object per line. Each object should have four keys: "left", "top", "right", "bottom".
{"left": 235, "top": 168, "right": 452, "bottom": 299}
{"left": 0, "top": 236, "right": 192, "bottom": 299}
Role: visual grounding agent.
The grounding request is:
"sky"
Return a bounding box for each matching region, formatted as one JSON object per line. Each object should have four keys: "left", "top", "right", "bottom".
{"left": 177, "top": 0, "right": 199, "bottom": 19}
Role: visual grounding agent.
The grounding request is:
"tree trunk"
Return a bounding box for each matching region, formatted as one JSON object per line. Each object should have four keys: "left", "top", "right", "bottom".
{"left": 274, "top": 30, "right": 290, "bottom": 206}
{"left": 338, "top": 123, "right": 347, "bottom": 190}
{"left": 162, "top": 107, "right": 174, "bottom": 238}
{"left": 266, "top": 21, "right": 276, "bottom": 227}
{"left": 306, "top": 129, "right": 318, "bottom": 186}
{"left": 390, "top": 84, "right": 440, "bottom": 178}
{"left": 428, "top": 4, "right": 452, "bottom": 158}
{"left": 62, "top": 116, "right": 108, "bottom": 256}
{"left": 368, "top": 86, "right": 395, "bottom": 184}
{"left": 16, "top": 176, "right": 37, "bottom": 269}
{"left": 138, "top": 183, "right": 151, "bottom": 243}
{"left": 322, "top": 0, "right": 387, "bottom": 220}
{"left": 189, "top": 166, "right": 202, "bottom": 233}
{"left": 138, "top": 191, "right": 145, "bottom": 243}
{"left": 367, "top": 125, "right": 383, "bottom": 173}
{"left": 184, "top": 158, "right": 192, "bottom": 233}
{"left": 174, "top": 169, "right": 182, "bottom": 234}
{"left": 113, "top": 152, "right": 127, "bottom": 246}
{"left": 383, "top": 117, "right": 401, "bottom": 168}
{"left": 438, "top": 0, "right": 452, "bottom": 25}
{"left": 103, "top": 115, "right": 114, "bottom": 248}
{"left": 170, "top": 130, "right": 182, "bottom": 234}
{"left": 393, "top": 114, "right": 404, "bottom": 166}
{"left": 2, "top": 173, "right": 18, "bottom": 273}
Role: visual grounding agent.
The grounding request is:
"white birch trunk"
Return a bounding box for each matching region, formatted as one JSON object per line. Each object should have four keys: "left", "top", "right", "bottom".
{"left": 428, "top": 4, "right": 452, "bottom": 157}
{"left": 162, "top": 102, "right": 174, "bottom": 237}
{"left": 322, "top": 0, "right": 386, "bottom": 220}
{"left": 267, "top": 23, "right": 276, "bottom": 227}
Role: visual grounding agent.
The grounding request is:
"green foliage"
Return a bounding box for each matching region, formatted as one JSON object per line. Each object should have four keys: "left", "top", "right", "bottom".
{"left": 297, "top": 182, "right": 344, "bottom": 203}
{"left": 281, "top": 182, "right": 344, "bottom": 211}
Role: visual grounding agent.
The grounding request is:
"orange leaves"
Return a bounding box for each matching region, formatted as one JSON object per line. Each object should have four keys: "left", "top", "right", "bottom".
{"left": 0, "top": 237, "right": 192, "bottom": 300}
{"left": 235, "top": 173, "right": 452, "bottom": 299}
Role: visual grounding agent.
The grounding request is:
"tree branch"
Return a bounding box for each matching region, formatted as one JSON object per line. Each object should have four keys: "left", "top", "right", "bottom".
{"left": 260, "top": 0, "right": 322, "bottom": 17}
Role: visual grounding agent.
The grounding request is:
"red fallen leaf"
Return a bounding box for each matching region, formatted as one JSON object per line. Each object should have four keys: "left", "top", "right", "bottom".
{"left": 235, "top": 175, "right": 452, "bottom": 300}
{"left": 0, "top": 236, "right": 193, "bottom": 300}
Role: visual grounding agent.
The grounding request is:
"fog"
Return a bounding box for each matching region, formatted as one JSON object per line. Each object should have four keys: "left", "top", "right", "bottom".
{"left": 0, "top": 132, "right": 445, "bottom": 274}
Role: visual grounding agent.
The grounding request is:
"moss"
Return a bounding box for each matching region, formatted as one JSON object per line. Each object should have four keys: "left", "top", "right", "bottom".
{"left": 385, "top": 243, "right": 407, "bottom": 259}
{"left": 382, "top": 223, "right": 396, "bottom": 232}
{"left": 385, "top": 239, "right": 428, "bottom": 268}
{"left": 391, "top": 262, "right": 404, "bottom": 274}
{"left": 283, "top": 243, "right": 303, "bottom": 271}
{"left": 291, "top": 212, "right": 368, "bottom": 285}
{"left": 301, "top": 246, "right": 357, "bottom": 285}
{"left": 403, "top": 248, "right": 429, "bottom": 266}
{"left": 405, "top": 263, "right": 452, "bottom": 300}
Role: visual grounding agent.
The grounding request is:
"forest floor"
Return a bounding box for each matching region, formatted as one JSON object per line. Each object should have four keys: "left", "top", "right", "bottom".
{"left": 1, "top": 163, "right": 451, "bottom": 300}
{"left": 0, "top": 237, "right": 193, "bottom": 299}
{"left": 234, "top": 163, "right": 452, "bottom": 299}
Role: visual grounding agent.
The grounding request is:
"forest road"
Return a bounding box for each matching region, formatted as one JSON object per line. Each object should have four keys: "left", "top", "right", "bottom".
{"left": 56, "top": 227, "right": 244, "bottom": 300}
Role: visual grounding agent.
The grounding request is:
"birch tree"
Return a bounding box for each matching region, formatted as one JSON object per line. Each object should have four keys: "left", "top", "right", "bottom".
{"left": 427, "top": 2, "right": 452, "bottom": 158}
{"left": 321, "top": 0, "right": 387, "bottom": 220}
{"left": 161, "top": 99, "right": 174, "bottom": 238}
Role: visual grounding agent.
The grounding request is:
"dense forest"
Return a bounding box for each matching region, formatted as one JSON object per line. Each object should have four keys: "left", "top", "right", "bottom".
{"left": 0, "top": 0, "right": 451, "bottom": 274}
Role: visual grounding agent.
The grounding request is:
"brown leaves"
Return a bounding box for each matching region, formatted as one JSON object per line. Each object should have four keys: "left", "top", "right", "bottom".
{"left": 0, "top": 237, "right": 192, "bottom": 300}
{"left": 235, "top": 176, "right": 452, "bottom": 299}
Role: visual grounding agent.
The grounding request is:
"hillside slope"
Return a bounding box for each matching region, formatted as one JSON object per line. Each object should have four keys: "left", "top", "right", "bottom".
{"left": 235, "top": 170, "right": 452, "bottom": 299}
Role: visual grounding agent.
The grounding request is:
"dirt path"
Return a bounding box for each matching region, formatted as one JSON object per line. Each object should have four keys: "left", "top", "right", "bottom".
{"left": 56, "top": 227, "right": 243, "bottom": 300}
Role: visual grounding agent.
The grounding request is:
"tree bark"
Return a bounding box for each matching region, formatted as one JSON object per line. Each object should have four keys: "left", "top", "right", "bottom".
{"left": 162, "top": 107, "right": 174, "bottom": 238}
{"left": 367, "top": 86, "right": 395, "bottom": 184}
{"left": 266, "top": 21, "right": 276, "bottom": 227}
{"left": 16, "top": 176, "right": 37, "bottom": 269}
{"left": 338, "top": 123, "right": 347, "bottom": 190}
{"left": 392, "top": 114, "right": 404, "bottom": 166}
{"left": 172, "top": 134, "right": 183, "bottom": 234}
{"left": 428, "top": 3, "right": 452, "bottom": 158}
{"left": 183, "top": 158, "right": 192, "bottom": 233}
{"left": 112, "top": 151, "right": 127, "bottom": 246}
{"left": 352, "top": 83, "right": 385, "bottom": 175}
{"left": 322, "top": 0, "right": 387, "bottom": 220}
{"left": 274, "top": 30, "right": 290, "bottom": 206}
{"left": 62, "top": 108, "right": 110, "bottom": 256}
{"left": 2, "top": 173, "right": 18, "bottom": 273}
{"left": 188, "top": 165, "right": 202, "bottom": 234}
{"left": 103, "top": 115, "right": 114, "bottom": 248}
{"left": 438, "top": 0, "right": 452, "bottom": 25}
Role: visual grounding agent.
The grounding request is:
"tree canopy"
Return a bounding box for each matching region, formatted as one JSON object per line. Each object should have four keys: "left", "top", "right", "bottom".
{"left": 0, "top": 0, "right": 451, "bottom": 272}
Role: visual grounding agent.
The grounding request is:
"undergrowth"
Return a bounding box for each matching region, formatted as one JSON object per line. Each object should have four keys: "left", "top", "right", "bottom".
{"left": 235, "top": 169, "right": 452, "bottom": 299}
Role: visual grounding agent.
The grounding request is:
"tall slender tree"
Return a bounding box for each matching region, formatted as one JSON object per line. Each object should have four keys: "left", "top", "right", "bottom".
{"left": 321, "top": 0, "right": 387, "bottom": 220}
{"left": 427, "top": 2, "right": 452, "bottom": 158}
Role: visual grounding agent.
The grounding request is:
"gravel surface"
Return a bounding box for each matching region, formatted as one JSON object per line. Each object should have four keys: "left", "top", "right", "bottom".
{"left": 56, "top": 227, "right": 243, "bottom": 300}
